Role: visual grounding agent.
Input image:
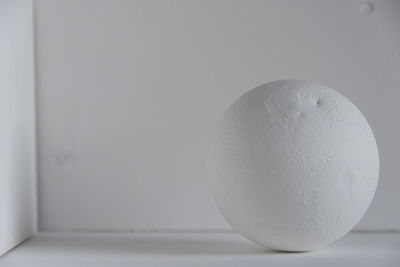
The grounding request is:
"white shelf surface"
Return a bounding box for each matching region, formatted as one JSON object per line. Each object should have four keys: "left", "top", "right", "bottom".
{"left": 1, "top": 232, "right": 399, "bottom": 266}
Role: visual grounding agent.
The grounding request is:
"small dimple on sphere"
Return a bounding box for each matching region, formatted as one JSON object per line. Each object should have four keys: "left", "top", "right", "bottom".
{"left": 316, "top": 98, "right": 322, "bottom": 107}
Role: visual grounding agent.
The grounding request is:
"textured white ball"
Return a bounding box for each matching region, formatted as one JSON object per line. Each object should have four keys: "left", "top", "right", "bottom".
{"left": 208, "top": 80, "right": 379, "bottom": 251}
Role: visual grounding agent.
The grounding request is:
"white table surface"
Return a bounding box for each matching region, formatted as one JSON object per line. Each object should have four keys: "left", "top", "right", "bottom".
{"left": 1, "top": 232, "right": 399, "bottom": 266}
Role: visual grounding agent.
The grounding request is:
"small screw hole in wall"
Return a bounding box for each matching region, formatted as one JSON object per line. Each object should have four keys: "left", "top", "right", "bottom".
{"left": 360, "top": 2, "right": 374, "bottom": 15}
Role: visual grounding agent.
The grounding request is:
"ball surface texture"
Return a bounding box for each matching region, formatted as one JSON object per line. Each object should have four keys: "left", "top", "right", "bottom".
{"left": 208, "top": 80, "right": 379, "bottom": 251}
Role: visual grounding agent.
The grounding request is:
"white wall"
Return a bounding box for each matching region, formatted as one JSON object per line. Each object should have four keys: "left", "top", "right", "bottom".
{"left": 0, "top": 0, "right": 36, "bottom": 255}
{"left": 35, "top": 0, "right": 400, "bottom": 231}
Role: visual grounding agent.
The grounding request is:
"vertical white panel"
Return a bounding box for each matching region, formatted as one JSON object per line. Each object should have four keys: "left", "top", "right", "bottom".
{"left": 35, "top": 0, "right": 400, "bottom": 231}
{"left": 0, "top": 0, "right": 36, "bottom": 256}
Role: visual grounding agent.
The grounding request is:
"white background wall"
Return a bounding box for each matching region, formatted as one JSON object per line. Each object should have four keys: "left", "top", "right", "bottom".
{"left": 0, "top": 0, "right": 36, "bottom": 255}
{"left": 34, "top": 0, "right": 400, "bottom": 231}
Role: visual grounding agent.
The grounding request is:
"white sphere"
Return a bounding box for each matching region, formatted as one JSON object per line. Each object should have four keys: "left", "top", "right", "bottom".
{"left": 208, "top": 80, "right": 379, "bottom": 251}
